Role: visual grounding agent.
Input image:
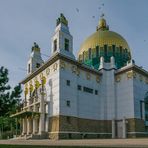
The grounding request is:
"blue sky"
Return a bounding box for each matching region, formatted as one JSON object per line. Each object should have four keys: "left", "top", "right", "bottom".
{"left": 0, "top": 0, "right": 148, "bottom": 87}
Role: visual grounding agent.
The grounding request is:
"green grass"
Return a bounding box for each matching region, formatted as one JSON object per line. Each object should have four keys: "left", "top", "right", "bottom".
{"left": 0, "top": 145, "right": 101, "bottom": 148}
{"left": 0, "top": 145, "right": 146, "bottom": 148}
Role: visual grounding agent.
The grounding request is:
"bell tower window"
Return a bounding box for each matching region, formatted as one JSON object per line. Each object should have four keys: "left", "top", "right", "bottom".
{"left": 28, "top": 64, "right": 30, "bottom": 73}
{"left": 65, "top": 38, "right": 69, "bottom": 51}
{"left": 36, "top": 63, "right": 40, "bottom": 68}
{"left": 54, "top": 39, "right": 57, "bottom": 52}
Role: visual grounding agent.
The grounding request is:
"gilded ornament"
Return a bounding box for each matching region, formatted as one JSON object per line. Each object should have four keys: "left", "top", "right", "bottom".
{"left": 41, "top": 76, "right": 46, "bottom": 85}
{"left": 115, "top": 76, "right": 121, "bottom": 82}
{"left": 53, "top": 63, "right": 58, "bottom": 71}
{"left": 60, "top": 61, "right": 65, "bottom": 69}
{"left": 71, "top": 65, "right": 76, "bottom": 73}
{"left": 127, "top": 71, "right": 133, "bottom": 79}
{"left": 46, "top": 68, "right": 50, "bottom": 75}
{"left": 25, "top": 87, "right": 28, "bottom": 95}
{"left": 35, "top": 80, "right": 40, "bottom": 89}
{"left": 29, "top": 84, "right": 33, "bottom": 92}
{"left": 40, "top": 73, "right": 43, "bottom": 79}
{"left": 96, "top": 76, "right": 100, "bottom": 83}
{"left": 86, "top": 73, "right": 91, "bottom": 80}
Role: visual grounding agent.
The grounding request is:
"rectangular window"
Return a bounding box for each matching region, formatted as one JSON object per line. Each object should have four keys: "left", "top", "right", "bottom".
{"left": 77, "top": 85, "right": 82, "bottom": 91}
{"left": 120, "top": 46, "right": 122, "bottom": 57}
{"left": 96, "top": 46, "right": 99, "bottom": 57}
{"left": 28, "top": 64, "right": 30, "bottom": 73}
{"left": 83, "top": 86, "right": 93, "bottom": 94}
{"left": 88, "top": 48, "right": 91, "bottom": 59}
{"left": 54, "top": 39, "right": 57, "bottom": 52}
{"left": 66, "top": 100, "right": 70, "bottom": 107}
{"left": 65, "top": 38, "right": 69, "bottom": 51}
{"left": 36, "top": 63, "right": 40, "bottom": 68}
{"left": 95, "top": 90, "right": 98, "bottom": 95}
{"left": 112, "top": 45, "right": 115, "bottom": 56}
{"left": 66, "top": 80, "right": 70, "bottom": 86}
{"left": 104, "top": 45, "right": 107, "bottom": 57}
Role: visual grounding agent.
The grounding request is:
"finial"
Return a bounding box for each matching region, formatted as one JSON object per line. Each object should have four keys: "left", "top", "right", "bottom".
{"left": 96, "top": 14, "right": 109, "bottom": 31}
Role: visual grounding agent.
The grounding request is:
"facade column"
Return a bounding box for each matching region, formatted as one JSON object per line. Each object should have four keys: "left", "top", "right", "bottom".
{"left": 33, "top": 104, "right": 38, "bottom": 134}
{"left": 33, "top": 117, "right": 38, "bottom": 134}
{"left": 112, "top": 119, "right": 116, "bottom": 138}
{"left": 39, "top": 81, "right": 45, "bottom": 135}
{"left": 22, "top": 117, "right": 27, "bottom": 135}
{"left": 39, "top": 113, "right": 45, "bottom": 134}
{"left": 122, "top": 117, "right": 127, "bottom": 138}
{"left": 27, "top": 117, "right": 33, "bottom": 135}
{"left": 45, "top": 115, "right": 49, "bottom": 132}
{"left": 142, "top": 101, "right": 145, "bottom": 120}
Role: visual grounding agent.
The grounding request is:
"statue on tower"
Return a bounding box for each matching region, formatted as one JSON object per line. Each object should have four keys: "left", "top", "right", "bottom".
{"left": 31, "top": 42, "right": 40, "bottom": 52}
{"left": 56, "top": 13, "right": 68, "bottom": 27}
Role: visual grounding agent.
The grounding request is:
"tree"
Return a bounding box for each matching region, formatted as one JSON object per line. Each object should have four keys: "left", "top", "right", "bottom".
{"left": 0, "top": 66, "right": 22, "bottom": 139}
{"left": 0, "top": 66, "right": 22, "bottom": 116}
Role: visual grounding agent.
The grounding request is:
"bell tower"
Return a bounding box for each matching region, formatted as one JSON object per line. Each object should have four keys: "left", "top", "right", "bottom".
{"left": 27, "top": 42, "right": 44, "bottom": 75}
{"left": 51, "top": 13, "right": 75, "bottom": 59}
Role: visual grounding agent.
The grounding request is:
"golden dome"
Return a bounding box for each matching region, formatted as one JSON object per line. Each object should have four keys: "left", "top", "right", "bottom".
{"left": 78, "top": 18, "right": 130, "bottom": 56}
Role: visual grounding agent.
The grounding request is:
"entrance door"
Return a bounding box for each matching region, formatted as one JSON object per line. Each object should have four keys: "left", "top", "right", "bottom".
{"left": 117, "top": 121, "right": 123, "bottom": 138}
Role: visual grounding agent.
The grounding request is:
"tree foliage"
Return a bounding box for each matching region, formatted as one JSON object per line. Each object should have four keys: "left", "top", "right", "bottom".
{"left": 0, "top": 66, "right": 22, "bottom": 116}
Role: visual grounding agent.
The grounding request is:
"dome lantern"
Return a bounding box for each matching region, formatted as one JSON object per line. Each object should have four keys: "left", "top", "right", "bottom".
{"left": 97, "top": 17, "right": 109, "bottom": 31}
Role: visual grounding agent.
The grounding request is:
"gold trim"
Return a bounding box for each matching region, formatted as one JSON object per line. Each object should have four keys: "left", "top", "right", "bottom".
{"left": 115, "top": 76, "right": 121, "bottom": 82}
{"left": 71, "top": 65, "right": 76, "bottom": 73}
{"left": 60, "top": 60, "right": 66, "bottom": 69}
{"left": 46, "top": 67, "right": 50, "bottom": 75}
{"left": 29, "top": 84, "right": 33, "bottom": 92}
{"left": 53, "top": 63, "right": 58, "bottom": 71}
{"left": 25, "top": 87, "right": 28, "bottom": 95}
{"left": 86, "top": 73, "right": 91, "bottom": 80}
{"left": 96, "top": 76, "right": 100, "bottom": 83}
{"left": 127, "top": 71, "right": 133, "bottom": 79}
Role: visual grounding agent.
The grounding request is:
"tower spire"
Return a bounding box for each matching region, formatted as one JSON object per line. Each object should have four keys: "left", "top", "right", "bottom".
{"left": 51, "top": 13, "right": 75, "bottom": 59}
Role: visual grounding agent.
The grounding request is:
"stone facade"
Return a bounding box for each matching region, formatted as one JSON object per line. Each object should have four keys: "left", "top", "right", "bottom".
{"left": 48, "top": 116, "right": 148, "bottom": 139}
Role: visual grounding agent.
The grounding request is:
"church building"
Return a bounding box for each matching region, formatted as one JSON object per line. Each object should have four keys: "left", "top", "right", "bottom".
{"left": 11, "top": 13, "right": 148, "bottom": 139}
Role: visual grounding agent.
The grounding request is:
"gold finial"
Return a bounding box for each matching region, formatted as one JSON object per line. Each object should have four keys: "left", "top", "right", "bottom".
{"left": 97, "top": 14, "right": 109, "bottom": 31}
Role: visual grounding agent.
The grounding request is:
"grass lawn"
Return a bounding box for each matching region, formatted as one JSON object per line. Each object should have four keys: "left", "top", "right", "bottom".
{"left": 0, "top": 145, "right": 106, "bottom": 148}
{"left": 0, "top": 145, "right": 144, "bottom": 148}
